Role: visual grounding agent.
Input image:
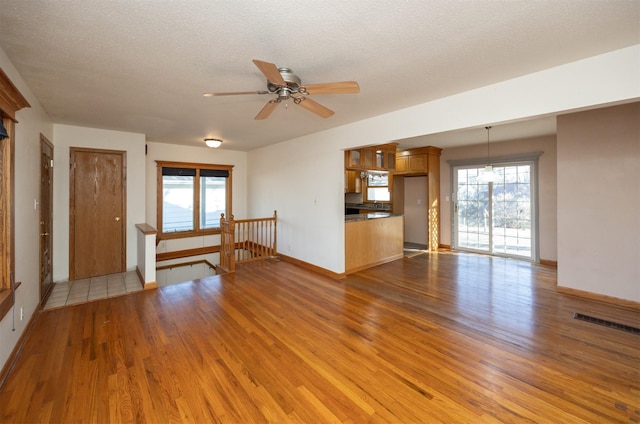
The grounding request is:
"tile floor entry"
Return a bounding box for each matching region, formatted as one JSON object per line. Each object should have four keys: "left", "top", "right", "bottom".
{"left": 43, "top": 271, "right": 143, "bottom": 310}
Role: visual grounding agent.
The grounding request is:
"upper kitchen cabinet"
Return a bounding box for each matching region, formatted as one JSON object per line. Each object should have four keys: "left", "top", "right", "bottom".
{"left": 345, "top": 148, "right": 361, "bottom": 168}
{"left": 395, "top": 146, "right": 442, "bottom": 175}
{"left": 345, "top": 143, "right": 398, "bottom": 171}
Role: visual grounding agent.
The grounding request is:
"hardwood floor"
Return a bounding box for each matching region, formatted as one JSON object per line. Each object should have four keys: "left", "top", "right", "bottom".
{"left": 1, "top": 252, "right": 638, "bottom": 423}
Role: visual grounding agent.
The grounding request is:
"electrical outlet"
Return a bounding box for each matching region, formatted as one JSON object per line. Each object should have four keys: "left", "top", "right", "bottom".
{"left": 20, "top": 306, "right": 24, "bottom": 320}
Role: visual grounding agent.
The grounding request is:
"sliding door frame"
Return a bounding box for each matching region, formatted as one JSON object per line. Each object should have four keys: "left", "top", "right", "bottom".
{"left": 448, "top": 151, "right": 543, "bottom": 262}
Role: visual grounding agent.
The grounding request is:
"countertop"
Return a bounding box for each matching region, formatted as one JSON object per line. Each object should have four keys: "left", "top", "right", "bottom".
{"left": 345, "top": 202, "right": 392, "bottom": 212}
{"left": 345, "top": 212, "right": 402, "bottom": 222}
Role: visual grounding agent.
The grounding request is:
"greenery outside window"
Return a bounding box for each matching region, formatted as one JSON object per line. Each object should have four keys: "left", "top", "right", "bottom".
{"left": 156, "top": 161, "right": 232, "bottom": 239}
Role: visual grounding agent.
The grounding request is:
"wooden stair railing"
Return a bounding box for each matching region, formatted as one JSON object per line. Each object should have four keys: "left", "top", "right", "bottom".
{"left": 219, "top": 210, "right": 277, "bottom": 273}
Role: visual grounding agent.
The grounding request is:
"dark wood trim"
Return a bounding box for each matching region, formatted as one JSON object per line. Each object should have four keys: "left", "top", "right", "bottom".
{"left": 0, "top": 290, "right": 12, "bottom": 321}
{"left": 0, "top": 68, "right": 30, "bottom": 121}
{"left": 157, "top": 228, "right": 222, "bottom": 241}
{"left": 278, "top": 253, "right": 346, "bottom": 280}
{"left": 39, "top": 134, "right": 54, "bottom": 307}
{"left": 156, "top": 245, "right": 220, "bottom": 262}
{"left": 156, "top": 259, "right": 217, "bottom": 272}
{"left": 155, "top": 161, "right": 233, "bottom": 239}
{"left": 135, "top": 223, "right": 157, "bottom": 235}
{"left": 0, "top": 67, "right": 29, "bottom": 320}
{"left": 0, "top": 301, "right": 38, "bottom": 391}
{"left": 557, "top": 286, "right": 640, "bottom": 311}
{"left": 438, "top": 244, "right": 451, "bottom": 250}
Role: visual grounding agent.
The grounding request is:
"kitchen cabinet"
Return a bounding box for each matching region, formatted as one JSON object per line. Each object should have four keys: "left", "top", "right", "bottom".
{"left": 345, "top": 143, "right": 398, "bottom": 171}
{"left": 344, "top": 170, "right": 362, "bottom": 193}
{"left": 394, "top": 146, "right": 441, "bottom": 175}
{"left": 345, "top": 214, "right": 404, "bottom": 274}
{"left": 346, "top": 149, "right": 361, "bottom": 168}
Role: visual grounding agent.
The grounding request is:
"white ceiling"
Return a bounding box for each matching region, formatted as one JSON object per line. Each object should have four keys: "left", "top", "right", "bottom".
{"left": 0, "top": 0, "right": 638, "bottom": 151}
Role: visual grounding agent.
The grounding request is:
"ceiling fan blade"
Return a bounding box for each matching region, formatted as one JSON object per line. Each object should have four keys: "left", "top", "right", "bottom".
{"left": 296, "top": 97, "right": 334, "bottom": 118}
{"left": 203, "top": 90, "right": 269, "bottom": 97}
{"left": 301, "top": 81, "right": 360, "bottom": 95}
{"left": 255, "top": 100, "right": 280, "bottom": 120}
{"left": 253, "top": 59, "right": 286, "bottom": 86}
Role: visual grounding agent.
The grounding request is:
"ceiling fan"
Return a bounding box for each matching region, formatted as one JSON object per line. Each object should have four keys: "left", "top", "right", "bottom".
{"left": 204, "top": 60, "right": 360, "bottom": 120}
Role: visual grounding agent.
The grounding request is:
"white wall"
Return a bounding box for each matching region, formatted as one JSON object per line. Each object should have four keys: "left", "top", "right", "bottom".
{"left": 144, "top": 142, "right": 248, "bottom": 265}
{"left": 248, "top": 45, "right": 638, "bottom": 274}
{"left": 52, "top": 124, "right": 146, "bottom": 282}
{"left": 440, "top": 135, "right": 558, "bottom": 262}
{"left": 557, "top": 103, "right": 640, "bottom": 302}
{"left": 248, "top": 135, "right": 346, "bottom": 271}
{"left": 0, "top": 47, "right": 53, "bottom": 372}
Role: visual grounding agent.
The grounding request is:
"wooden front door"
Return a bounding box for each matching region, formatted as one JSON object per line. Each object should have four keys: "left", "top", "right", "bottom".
{"left": 70, "top": 148, "right": 126, "bottom": 280}
{"left": 39, "top": 135, "right": 54, "bottom": 305}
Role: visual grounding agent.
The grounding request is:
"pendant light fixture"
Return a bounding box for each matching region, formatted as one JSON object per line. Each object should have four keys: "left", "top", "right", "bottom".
{"left": 479, "top": 126, "right": 498, "bottom": 183}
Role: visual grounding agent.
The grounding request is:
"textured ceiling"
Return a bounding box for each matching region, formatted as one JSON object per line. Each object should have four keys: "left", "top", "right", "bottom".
{"left": 0, "top": 0, "right": 638, "bottom": 151}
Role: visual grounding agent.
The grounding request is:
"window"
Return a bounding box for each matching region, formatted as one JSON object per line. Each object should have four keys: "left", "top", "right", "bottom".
{"left": 0, "top": 115, "right": 13, "bottom": 319}
{"left": 0, "top": 67, "right": 30, "bottom": 320}
{"left": 365, "top": 171, "right": 391, "bottom": 202}
{"left": 157, "top": 161, "right": 232, "bottom": 238}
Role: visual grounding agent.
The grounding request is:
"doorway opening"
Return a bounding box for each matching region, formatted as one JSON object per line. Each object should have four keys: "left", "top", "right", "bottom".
{"left": 403, "top": 176, "right": 428, "bottom": 253}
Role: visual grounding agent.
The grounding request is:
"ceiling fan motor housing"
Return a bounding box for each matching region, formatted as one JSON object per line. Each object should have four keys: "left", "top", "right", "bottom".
{"left": 267, "top": 67, "right": 302, "bottom": 99}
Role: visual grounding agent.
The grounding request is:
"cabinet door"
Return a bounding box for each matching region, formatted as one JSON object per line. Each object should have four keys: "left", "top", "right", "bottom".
{"left": 396, "top": 156, "right": 408, "bottom": 172}
{"left": 375, "top": 150, "right": 384, "bottom": 169}
{"left": 386, "top": 150, "right": 396, "bottom": 170}
{"left": 346, "top": 149, "right": 362, "bottom": 168}
{"left": 363, "top": 148, "right": 375, "bottom": 169}
{"left": 409, "top": 154, "right": 427, "bottom": 172}
{"left": 345, "top": 170, "right": 361, "bottom": 193}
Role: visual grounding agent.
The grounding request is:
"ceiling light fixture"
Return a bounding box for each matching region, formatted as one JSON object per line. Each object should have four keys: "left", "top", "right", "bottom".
{"left": 204, "top": 138, "right": 222, "bottom": 148}
{"left": 478, "top": 126, "right": 498, "bottom": 183}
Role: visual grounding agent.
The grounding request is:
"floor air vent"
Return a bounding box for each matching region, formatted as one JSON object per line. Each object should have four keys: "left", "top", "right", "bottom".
{"left": 573, "top": 313, "right": 640, "bottom": 334}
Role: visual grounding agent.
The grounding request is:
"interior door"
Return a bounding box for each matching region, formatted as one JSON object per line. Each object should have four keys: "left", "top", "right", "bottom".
{"left": 70, "top": 148, "right": 126, "bottom": 280}
{"left": 39, "top": 135, "right": 54, "bottom": 305}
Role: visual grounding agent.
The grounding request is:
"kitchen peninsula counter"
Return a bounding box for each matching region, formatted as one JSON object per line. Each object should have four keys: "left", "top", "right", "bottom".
{"left": 345, "top": 213, "right": 404, "bottom": 274}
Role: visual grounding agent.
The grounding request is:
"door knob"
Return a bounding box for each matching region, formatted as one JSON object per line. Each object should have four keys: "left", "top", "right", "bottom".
{"left": 40, "top": 232, "right": 49, "bottom": 236}
{"left": 115, "top": 217, "right": 121, "bottom": 222}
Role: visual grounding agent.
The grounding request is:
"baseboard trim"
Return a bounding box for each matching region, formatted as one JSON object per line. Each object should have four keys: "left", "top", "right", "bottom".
{"left": 557, "top": 286, "right": 640, "bottom": 311}
{"left": 278, "top": 254, "right": 345, "bottom": 280}
{"left": 540, "top": 259, "right": 558, "bottom": 268}
{"left": 0, "top": 306, "right": 40, "bottom": 391}
{"left": 438, "top": 244, "right": 451, "bottom": 250}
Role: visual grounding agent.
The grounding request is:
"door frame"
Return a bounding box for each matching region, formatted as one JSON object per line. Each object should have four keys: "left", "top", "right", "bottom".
{"left": 448, "top": 152, "right": 542, "bottom": 262}
{"left": 69, "top": 147, "right": 127, "bottom": 280}
{"left": 39, "top": 134, "right": 54, "bottom": 306}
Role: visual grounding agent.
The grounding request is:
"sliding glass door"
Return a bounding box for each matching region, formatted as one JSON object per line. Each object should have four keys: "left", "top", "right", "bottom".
{"left": 453, "top": 162, "right": 536, "bottom": 260}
